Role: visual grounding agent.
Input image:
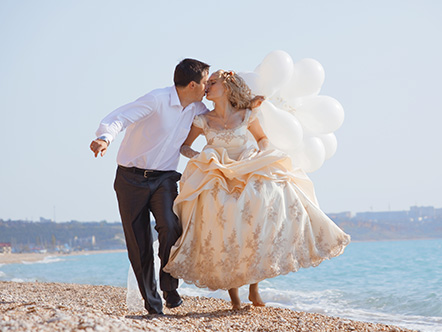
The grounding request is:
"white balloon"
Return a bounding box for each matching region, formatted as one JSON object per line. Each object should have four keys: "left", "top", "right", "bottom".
{"left": 254, "top": 50, "right": 294, "bottom": 97}
{"left": 238, "top": 51, "right": 344, "bottom": 172}
{"left": 294, "top": 95, "right": 344, "bottom": 134}
{"left": 319, "top": 133, "right": 338, "bottom": 160}
{"left": 258, "top": 101, "right": 303, "bottom": 151}
{"left": 289, "top": 136, "right": 326, "bottom": 172}
{"left": 280, "top": 58, "right": 325, "bottom": 101}
{"left": 288, "top": 148, "right": 309, "bottom": 170}
{"left": 237, "top": 71, "right": 265, "bottom": 96}
{"left": 303, "top": 137, "right": 326, "bottom": 172}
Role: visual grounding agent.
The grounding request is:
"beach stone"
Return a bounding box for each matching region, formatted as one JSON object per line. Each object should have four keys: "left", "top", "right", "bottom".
{"left": 0, "top": 281, "right": 417, "bottom": 332}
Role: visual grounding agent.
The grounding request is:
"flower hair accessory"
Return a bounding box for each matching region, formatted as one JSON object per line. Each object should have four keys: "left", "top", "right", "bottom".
{"left": 224, "top": 70, "right": 236, "bottom": 82}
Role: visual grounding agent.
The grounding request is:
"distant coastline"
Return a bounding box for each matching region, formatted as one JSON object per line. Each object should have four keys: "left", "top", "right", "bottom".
{"left": 1, "top": 205, "right": 442, "bottom": 254}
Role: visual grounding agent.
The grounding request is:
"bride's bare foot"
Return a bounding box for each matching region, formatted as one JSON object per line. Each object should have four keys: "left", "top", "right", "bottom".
{"left": 228, "top": 288, "right": 241, "bottom": 310}
{"left": 249, "top": 283, "right": 265, "bottom": 307}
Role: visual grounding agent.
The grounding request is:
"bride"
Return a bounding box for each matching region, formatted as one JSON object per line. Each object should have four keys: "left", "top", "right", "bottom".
{"left": 163, "top": 70, "right": 350, "bottom": 310}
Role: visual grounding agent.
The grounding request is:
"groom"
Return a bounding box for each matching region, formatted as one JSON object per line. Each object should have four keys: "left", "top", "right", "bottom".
{"left": 90, "top": 59, "right": 210, "bottom": 315}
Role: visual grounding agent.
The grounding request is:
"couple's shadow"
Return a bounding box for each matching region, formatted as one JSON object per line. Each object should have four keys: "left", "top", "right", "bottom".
{"left": 125, "top": 305, "right": 252, "bottom": 321}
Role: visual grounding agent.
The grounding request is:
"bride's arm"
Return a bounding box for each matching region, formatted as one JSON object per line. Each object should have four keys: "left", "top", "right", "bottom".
{"left": 248, "top": 118, "right": 269, "bottom": 151}
{"left": 180, "top": 125, "right": 203, "bottom": 158}
{"left": 249, "top": 96, "right": 265, "bottom": 109}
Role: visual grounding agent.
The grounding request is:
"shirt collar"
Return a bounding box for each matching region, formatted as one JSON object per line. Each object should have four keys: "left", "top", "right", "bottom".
{"left": 170, "top": 86, "right": 183, "bottom": 108}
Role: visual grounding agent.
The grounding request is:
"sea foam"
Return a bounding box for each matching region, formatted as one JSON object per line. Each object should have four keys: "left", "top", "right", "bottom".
{"left": 22, "top": 256, "right": 66, "bottom": 265}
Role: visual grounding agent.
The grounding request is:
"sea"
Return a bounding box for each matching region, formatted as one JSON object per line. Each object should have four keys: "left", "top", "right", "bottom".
{"left": 1, "top": 239, "right": 441, "bottom": 332}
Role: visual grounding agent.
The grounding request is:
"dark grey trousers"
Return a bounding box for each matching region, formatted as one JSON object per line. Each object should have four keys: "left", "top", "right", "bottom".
{"left": 114, "top": 165, "right": 182, "bottom": 313}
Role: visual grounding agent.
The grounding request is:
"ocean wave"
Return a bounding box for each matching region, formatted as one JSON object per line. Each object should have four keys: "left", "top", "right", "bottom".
{"left": 179, "top": 285, "right": 442, "bottom": 332}
{"left": 261, "top": 288, "right": 442, "bottom": 332}
{"left": 11, "top": 277, "right": 36, "bottom": 283}
{"left": 0, "top": 271, "right": 6, "bottom": 277}
{"left": 329, "top": 308, "right": 442, "bottom": 332}
{"left": 23, "top": 256, "right": 66, "bottom": 265}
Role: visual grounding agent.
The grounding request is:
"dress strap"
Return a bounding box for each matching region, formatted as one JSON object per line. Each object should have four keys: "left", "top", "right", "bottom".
{"left": 192, "top": 115, "right": 206, "bottom": 130}
{"left": 199, "top": 114, "right": 209, "bottom": 133}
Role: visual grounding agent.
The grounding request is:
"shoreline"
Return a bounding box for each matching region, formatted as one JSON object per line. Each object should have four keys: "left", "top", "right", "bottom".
{"left": 0, "top": 249, "right": 127, "bottom": 265}
{"left": 0, "top": 281, "right": 417, "bottom": 331}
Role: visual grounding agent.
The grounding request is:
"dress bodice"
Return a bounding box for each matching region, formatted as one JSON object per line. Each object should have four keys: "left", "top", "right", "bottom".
{"left": 166, "top": 108, "right": 350, "bottom": 291}
{"left": 193, "top": 110, "right": 255, "bottom": 160}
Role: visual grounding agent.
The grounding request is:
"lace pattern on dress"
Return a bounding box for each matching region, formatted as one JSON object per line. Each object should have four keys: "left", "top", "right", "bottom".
{"left": 164, "top": 109, "right": 351, "bottom": 290}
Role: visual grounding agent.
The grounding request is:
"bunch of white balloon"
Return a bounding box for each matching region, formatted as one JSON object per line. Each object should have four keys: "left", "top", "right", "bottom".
{"left": 239, "top": 50, "right": 344, "bottom": 172}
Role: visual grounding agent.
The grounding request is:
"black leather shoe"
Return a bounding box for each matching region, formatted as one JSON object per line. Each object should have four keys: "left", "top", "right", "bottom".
{"left": 163, "top": 290, "right": 183, "bottom": 308}
{"left": 147, "top": 309, "right": 164, "bottom": 315}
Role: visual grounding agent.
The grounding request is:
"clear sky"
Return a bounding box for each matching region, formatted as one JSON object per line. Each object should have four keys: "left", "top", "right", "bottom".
{"left": 1, "top": 0, "right": 441, "bottom": 222}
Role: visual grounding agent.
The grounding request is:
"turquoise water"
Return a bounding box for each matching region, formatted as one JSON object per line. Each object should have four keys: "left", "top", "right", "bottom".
{"left": 1, "top": 239, "right": 441, "bottom": 331}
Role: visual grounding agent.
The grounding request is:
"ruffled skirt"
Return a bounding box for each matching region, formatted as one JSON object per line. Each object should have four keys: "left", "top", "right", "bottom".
{"left": 164, "top": 146, "right": 350, "bottom": 290}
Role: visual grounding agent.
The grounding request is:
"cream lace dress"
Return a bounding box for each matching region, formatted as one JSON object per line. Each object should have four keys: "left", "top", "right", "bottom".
{"left": 164, "top": 110, "right": 350, "bottom": 290}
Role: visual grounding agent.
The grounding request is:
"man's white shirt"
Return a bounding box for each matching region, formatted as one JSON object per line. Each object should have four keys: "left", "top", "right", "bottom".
{"left": 96, "top": 86, "right": 208, "bottom": 171}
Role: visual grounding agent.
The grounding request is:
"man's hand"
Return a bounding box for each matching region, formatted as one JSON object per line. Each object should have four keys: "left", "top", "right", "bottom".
{"left": 250, "top": 95, "right": 265, "bottom": 109}
{"left": 90, "top": 139, "right": 108, "bottom": 157}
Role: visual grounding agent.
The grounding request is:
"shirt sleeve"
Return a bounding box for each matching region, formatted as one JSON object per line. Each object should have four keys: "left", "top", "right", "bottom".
{"left": 95, "top": 93, "right": 158, "bottom": 143}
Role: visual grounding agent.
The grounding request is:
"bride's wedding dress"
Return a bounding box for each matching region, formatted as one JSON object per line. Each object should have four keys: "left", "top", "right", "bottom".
{"left": 163, "top": 110, "right": 350, "bottom": 290}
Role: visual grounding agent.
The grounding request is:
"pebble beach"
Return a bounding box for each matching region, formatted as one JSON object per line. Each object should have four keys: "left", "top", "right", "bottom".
{"left": 0, "top": 281, "right": 416, "bottom": 332}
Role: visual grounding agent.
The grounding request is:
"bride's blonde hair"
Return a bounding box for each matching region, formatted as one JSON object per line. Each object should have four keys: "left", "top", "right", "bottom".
{"left": 215, "top": 70, "right": 252, "bottom": 109}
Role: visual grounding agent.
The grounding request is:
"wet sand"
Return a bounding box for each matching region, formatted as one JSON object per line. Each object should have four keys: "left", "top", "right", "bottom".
{"left": 0, "top": 281, "right": 416, "bottom": 331}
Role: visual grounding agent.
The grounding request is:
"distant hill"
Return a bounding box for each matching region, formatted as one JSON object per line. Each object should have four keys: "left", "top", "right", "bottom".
{"left": 1, "top": 212, "right": 441, "bottom": 253}
{"left": 0, "top": 220, "right": 126, "bottom": 252}
{"left": 336, "top": 219, "right": 442, "bottom": 241}
{"left": 332, "top": 215, "right": 442, "bottom": 241}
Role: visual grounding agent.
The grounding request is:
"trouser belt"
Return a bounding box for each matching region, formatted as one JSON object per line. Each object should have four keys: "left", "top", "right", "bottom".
{"left": 118, "top": 165, "right": 171, "bottom": 178}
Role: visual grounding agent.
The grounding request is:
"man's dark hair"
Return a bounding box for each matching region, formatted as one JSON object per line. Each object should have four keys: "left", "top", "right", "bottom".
{"left": 174, "top": 58, "right": 210, "bottom": 87}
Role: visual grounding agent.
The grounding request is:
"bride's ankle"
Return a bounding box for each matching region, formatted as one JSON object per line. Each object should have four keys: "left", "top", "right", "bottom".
{"left": 248, "top": 284, "right": 265, "bottom": 306}
{"left": 228, "top": 288, "right": 241, "bottom": 310}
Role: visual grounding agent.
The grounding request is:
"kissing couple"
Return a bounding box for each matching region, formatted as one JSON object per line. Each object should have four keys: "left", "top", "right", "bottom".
{"left": 90, "top": 58, "right": 350, "bottom": 314}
